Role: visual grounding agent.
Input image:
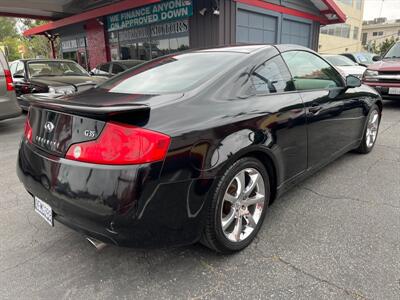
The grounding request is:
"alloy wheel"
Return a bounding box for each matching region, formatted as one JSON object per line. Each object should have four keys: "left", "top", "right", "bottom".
{"left": 366, "top": 110, "right": 379, "bottom": 148}
{"left": 220, "top": 168, "right": 265, "bottom": 242}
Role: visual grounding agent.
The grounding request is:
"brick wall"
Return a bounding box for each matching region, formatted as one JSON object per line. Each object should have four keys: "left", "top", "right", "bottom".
{"left": 85, "top": 19, "right": 108, "bottom": 69}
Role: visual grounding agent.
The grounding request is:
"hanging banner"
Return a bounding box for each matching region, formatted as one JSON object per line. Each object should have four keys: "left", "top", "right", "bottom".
{"left": 107, "top": 0, "right": 193, "bottom": 32}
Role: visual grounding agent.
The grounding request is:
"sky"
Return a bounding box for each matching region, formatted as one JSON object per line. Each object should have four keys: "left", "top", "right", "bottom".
{"left": 363, "top": 0, "right": 400, "bottom": 21}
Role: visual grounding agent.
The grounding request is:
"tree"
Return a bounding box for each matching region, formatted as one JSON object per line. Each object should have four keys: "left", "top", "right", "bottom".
{"left": 0, "top": 17, "right": 20, "bottom": 60}
{"left": 19, "top": 19, "right": 55, "bottom": 59}
{"left": 365, "top": 36, "right": 399, "bottom": 56}
{"left": 379, "top": 37, "right": 399, "bottom": 56}
{"left": 0, "top": 17, "right": 18, "bottom": 40}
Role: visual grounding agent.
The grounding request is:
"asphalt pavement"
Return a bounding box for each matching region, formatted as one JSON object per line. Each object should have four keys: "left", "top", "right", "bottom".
{"left": 0, "top": 101, "right": 399, "bottom": 299}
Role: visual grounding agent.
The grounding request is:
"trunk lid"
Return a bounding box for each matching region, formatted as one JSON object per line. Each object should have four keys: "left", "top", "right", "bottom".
{"left": 29, "top": 106, "right": 106, "bottom": 156}
{"left": 27, "top": 88, "right": 182, "bottom": 156}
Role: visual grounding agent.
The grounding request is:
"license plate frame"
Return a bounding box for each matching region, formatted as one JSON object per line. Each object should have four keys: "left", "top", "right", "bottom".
{"left": 388, "top": 87, "right": 400, "bottom": 95}
{"left": 34, "top": 197, "right": 54, "bottom": 227}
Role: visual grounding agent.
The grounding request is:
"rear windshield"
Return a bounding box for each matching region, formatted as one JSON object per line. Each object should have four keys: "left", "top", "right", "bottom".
{"left": 28, "top": 61, "right": 89, "bottom": 77}
{"left": 99, "top": 52, "right": 244, "bottom": 94}
{"left": 354, "top": 53, "right": 374, "bottom": 64}
{"left": 324, "top": 55, "right": 357, "bottom": 66}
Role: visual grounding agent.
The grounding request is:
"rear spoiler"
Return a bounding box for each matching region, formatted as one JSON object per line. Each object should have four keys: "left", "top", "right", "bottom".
{"left": 24, "top": 94, "right": 150, "bottom": 120}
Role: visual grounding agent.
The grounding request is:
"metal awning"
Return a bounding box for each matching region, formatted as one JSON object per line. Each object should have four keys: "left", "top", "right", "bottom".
{"left": 12, "top": 0, "right": 346, "bottom": 37}
{"left": 0, "top": 0, "right": 120, "bottom": 20}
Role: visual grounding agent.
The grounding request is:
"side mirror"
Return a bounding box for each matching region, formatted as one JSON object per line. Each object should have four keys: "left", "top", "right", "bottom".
{"left": 346, "top": 75, "right": 361, "bottom": 88}
{"left": 372, "top": 55, "right": 381, "bottom": 62}
{"left": 89, "top": 71, "right": 95, "bottom": 76}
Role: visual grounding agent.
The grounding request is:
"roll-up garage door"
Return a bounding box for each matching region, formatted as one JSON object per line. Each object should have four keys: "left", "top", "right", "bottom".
{"left": 236, "top": 9, "right": 278, "bottom": 44}
{"left": 281, "top": 19, "right": 311, "bottom": 47}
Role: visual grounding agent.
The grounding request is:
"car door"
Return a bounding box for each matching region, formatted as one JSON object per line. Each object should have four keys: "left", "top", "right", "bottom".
{"left": 282, "top": 50, "right": 365, "bottom": 169}
{"left": 249, "top": 54, "right": 307, "bottom": 180}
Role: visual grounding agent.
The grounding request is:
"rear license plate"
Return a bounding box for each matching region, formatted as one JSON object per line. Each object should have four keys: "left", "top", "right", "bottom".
{"left": 34, "top": 197, "right": 53, "bottom": 226}
{"left": 388, "top": 87, "right": 400, "bottom": 95}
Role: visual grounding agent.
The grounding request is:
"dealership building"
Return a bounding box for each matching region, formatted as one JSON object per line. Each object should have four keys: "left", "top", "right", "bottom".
{"left": 1, "top": 0, "right": 345, "bottom": 70}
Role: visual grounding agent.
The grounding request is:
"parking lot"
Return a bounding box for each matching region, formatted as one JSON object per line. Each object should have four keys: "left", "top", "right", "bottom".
{"left": 0, "top": 101, "right": 399, "bottom": 300}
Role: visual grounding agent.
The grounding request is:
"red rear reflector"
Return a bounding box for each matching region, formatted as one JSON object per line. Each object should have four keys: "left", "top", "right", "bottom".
{"left": 24, "top": 115, "right": 33, "bottom": 143}
{"left": 4, "top": 70, "right": 14, "bottom": 91}
{"left": 65, "top": 122, "right": 170, "bottom": 165}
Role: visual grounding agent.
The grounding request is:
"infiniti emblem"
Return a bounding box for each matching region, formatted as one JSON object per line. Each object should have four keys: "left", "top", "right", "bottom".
{"left": 44, "top": 121, "right": 55, "bottom": 133}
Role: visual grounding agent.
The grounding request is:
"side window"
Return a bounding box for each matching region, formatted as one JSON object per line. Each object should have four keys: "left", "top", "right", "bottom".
{"left": 99, "top": 63, "right": 110, "bottom": 74}
{"left": 251, "top": 55, "right": 294, "bottom": 94}
{"left": 15, "top": 62, "right": 25, "bottom": 77}
{"left": 10, "top": 62, "right": 17, "bottom": 74}
{"left": 282, "top": 51, "right": 343, "bottom": 91}
{"left": 112, "top": 63, "right": 124, "bottom": 75}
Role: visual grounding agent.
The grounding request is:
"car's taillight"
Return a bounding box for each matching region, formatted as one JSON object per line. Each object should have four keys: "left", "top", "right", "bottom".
{"left": 24, "top": 116, "right": 32, "bottom": 143}
{"left": 4, "top": 70, "right": 14, "bottom": 91}
{"left": 65, "top": 122, "right": 170, "bottom": 165}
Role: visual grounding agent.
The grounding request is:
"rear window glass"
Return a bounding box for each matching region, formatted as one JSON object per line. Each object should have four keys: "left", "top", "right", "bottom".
{"left": 99, "top": 52, "right": 244, "bottom": 94}
{"left": 324, "top": 55, "right": 357, "bottom": 66}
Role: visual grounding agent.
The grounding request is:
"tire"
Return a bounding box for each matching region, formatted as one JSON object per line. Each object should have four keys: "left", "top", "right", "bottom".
{"left": 355, "top": 104, "right": 381, "bottom": 154}
{"left": 200, "top": 157, "right": 270, "bottom": 253}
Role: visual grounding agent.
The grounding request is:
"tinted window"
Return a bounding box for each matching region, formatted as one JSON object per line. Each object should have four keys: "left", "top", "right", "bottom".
{"left": 99, "top": 63, "right": 110, "bottom": 72}
{"left": 251, "top": 55, "right": 294, "bottom": 94}
{"left": 100, "top": 52, "right": 244, "bottom": 94}
{"left": 112, "top": 63, "right": 124, "bottom": 74}
{"left": 282, "top": 51, "right": 343, "bottom": 91}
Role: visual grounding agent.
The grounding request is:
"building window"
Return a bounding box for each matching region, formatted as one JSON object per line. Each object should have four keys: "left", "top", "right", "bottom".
{"left": 373, "top": 32, "right": 378, "bottom": 36}
{"left": 108, "top": 19, "right": 190, "bottom": 61}
{"left": 320, "top": 24, "right": 351, "bottom": 38}
{"left": 353, "top": 26, "right": 359, "bottom": 40}
{"left": 378, "top": 31, "right": 383, "bottom": 36}
{"left": 362, "top": 32, "right": 368, "bottom": 45}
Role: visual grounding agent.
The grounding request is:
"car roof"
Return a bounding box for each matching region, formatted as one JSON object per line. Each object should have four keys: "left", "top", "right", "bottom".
{"left": 199, "top": 45, "right": 272, "bottom": 54}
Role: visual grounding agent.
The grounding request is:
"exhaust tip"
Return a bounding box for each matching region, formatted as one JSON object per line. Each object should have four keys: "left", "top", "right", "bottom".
{"left": 86, "top": 237, "right": 107, "bottom": 251}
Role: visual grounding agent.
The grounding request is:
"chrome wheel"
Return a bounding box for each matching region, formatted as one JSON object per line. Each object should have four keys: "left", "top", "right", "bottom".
{"left": 220, "top": 168, "right": 265, "bottom": 243}
{"left": 366, "top": 110, "right": 379, "bottom": 148}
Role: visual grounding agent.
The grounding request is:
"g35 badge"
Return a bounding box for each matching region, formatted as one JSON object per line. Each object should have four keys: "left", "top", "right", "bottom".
{"left": 84, "top": 130, "right": 97, "bottom": 138}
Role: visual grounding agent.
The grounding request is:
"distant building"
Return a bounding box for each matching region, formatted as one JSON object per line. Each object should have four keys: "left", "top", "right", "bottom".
{"left": 16, "top": 0, "right": 345, "bottom": 71}
{"left": 361, "top": 18, "right": 400, "bottom": 49}
{"left": 319, "top": 0, "right": 364, "bottom": 54}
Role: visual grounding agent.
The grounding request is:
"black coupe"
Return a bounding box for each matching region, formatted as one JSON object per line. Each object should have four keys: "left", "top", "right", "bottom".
{"left": 17, "top": 45, "right": 382, "bottom": 253}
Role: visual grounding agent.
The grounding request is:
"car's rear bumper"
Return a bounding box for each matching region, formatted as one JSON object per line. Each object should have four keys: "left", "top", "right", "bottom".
{"left": 17, "top": 140, "right": 213, "bottom": 247}
{"left": 363, "top": 81, "right": 400, "bottom": 99}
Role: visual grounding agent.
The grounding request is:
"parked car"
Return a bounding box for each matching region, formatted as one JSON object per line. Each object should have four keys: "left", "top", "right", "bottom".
{"left": 340, "top": 52, "right": 376, "bottom": 67}
{"left": 322, "top": 54, "right": 366, "bottom": 78}
{"left": 362, "top": 42, "right": 400, "bottom": 100}
{"left": 18, "top": 45, "right": 382, "bottom": 253}
{"left": 0, "top": 50, "right": 21, "bottom": 121}
{"left": 9, "top": 59, "right": 106, "bottom": 110}
{"left": 90, "top": 60, "right": 145, "bottom": 78}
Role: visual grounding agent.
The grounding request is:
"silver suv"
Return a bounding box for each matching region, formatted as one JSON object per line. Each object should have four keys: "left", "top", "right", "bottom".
{"left": 0, "top": 49, "right": 20, "bottom": 121}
